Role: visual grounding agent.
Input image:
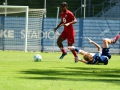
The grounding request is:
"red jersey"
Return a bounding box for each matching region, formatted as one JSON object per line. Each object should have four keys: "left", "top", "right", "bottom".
{"left": 60, "top": 10, "right": 75, "bottom": 33}
{"left": 60, "top": 10, "right": 76, "bottom": 44}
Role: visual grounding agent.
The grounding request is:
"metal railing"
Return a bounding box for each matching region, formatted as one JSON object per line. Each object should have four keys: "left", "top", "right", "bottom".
{"left": 94, "top": 5, "right": 110, "bottom": 17}
{"left": 73, "top": 0, "right": 120, "bottom": 18}
{"left": 73, "top": 6, "right": 82, "bottom": 17}
{"left": 94, "top": 0, "right": 120, "bottom": 17}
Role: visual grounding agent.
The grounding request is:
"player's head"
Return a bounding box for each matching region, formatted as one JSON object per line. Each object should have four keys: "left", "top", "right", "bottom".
{"left": 60, "top": 2, "right": 68, "bottom": 12}
{"left": 83, "top": 53, "right": 93, "bottom": 61}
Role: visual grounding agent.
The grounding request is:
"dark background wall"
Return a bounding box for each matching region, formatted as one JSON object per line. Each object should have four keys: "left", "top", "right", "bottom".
{"left": 0, "top": 0, "right": 108, "bottom": 17}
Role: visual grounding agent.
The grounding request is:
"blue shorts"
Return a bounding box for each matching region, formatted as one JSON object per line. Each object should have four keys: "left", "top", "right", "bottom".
{"left": 102, "top": 48, "right": 111, "bottom": 59}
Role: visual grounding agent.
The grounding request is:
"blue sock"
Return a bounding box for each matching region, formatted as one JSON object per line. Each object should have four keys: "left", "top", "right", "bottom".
{"left": 75, "top": 48, "right": 79, "bottom": 52}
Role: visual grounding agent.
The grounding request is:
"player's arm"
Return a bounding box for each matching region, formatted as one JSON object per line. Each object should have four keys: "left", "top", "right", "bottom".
{"left": 54, "top": 21, "right": 64, "bottom": 32}
{"left": 71, "top": 16, "right": 77, "bottom": 24}
{"left": 75, "top": 57, "right": 88, "bottom": 64}
{"left": 79, "top": 59, "right": 88, "bottom": 64}
{"left": 87, "top": 37, "right": 102, "bottom": 51}
{"left": 79, "top": 59, "right": 94, "bottom": 64}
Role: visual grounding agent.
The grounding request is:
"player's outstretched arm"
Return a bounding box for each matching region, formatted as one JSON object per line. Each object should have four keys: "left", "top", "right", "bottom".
{"left": 54, "top": 21, "right": 63, "bottom": 32}
{"left": 87, "top": 37, "right": 101, "bottom": 52}
{"left": 75, "top": 57, "right": 88, "bottom": 64}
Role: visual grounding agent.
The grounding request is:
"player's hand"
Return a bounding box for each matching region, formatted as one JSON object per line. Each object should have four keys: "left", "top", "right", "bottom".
{"left": 54, "top": 27, "right": 58, "bottom": 32}
{"left": 75, "top": 57, "right": 82, "bottom": 62}
{"left": 87, "top": 37, "right": 93, "bottom": 43}
{"left": 60, "top": 24, "right": 64, "bottom": 27}
{"left": 65, "top": 23, "right": 70, "bottom": 26}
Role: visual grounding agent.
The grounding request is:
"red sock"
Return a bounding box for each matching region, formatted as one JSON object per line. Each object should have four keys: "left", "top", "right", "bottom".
{"left": 113, "top": 34, "right": 120, "bottom": 42}
{"left": 71, "top": 50, "right": 78, "bottom": 58}
{"left": 60, "top": 48, "right": 66, "bottom": 54}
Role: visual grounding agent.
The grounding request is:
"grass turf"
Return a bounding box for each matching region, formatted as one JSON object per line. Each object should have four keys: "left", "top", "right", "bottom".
{"left": 0, "top": 50, "right": 120, "bottom": 90}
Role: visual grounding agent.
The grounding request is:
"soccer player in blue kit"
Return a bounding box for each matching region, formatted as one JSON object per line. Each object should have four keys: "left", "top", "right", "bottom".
{"left": 68, "top": 34, "right": 120, "bottom": 65}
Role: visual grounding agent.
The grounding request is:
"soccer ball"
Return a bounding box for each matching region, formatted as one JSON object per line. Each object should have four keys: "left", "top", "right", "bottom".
{"left": 34, "top": 54, "right": 42, "bottom": 62}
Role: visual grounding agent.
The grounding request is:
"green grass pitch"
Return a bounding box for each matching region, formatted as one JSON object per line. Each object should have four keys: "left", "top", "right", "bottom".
{"left": 0, "top": 50, "right": 120, "bottom": 90}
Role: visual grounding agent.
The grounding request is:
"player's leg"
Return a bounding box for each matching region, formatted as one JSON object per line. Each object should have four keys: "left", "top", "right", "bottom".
{"left": 68, "top": 43, "right": 78, "bottom": 63}
{"left": 102, "top": 38, "right": 113, "bottom": 48}
{"left": 112, "top": 33, "right": 120, "bottom": 43}
{"left": 102, "top": 39, "right": 111, "bottom": 59}
{"left": 103, "top": 34, "right": 120, "bottom": 48}
{"left": 67, "top": 33, "right": 79, "bottom": 62}
{"left": 57, "top": 31, "right": 67, "bottom": 59}
{"left": 68, "top": 46, "right": 88, "bottom": 56}
{"left": 102, "top": 34, "right": 120, "bottom": 59}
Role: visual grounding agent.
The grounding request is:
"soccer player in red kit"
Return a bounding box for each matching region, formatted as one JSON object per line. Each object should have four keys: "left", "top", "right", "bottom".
{"left": 54, "top": 2, "right": 78, "bottom": 62}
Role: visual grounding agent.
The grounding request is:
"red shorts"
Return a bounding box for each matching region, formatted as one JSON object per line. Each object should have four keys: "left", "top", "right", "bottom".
{"left": 60, "top": 30, "right": 75, "bottom": 44}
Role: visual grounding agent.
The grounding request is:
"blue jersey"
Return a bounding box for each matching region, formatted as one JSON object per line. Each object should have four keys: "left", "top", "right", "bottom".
{"left": 87, "top": 48, "right": 111, "bottom": 65}
{"left": 87, "top": 52, "right": 109, "bottom": 65}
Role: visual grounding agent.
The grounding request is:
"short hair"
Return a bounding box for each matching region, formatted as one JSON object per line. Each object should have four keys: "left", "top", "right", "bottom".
{"left": 83, "top": 53, "right": 93, "bottom": 61}
{"left": 61, "top": 2, "right": 68, "bottom": 6}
